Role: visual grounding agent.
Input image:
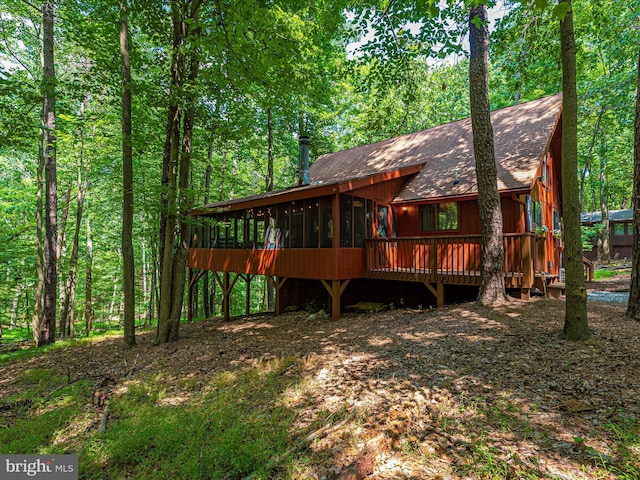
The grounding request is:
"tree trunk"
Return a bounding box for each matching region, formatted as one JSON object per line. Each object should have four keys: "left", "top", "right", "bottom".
{"left": 141, "top": 239, "right": 148, "bottom": 310}
{"left": 156, "top": 0, "right": 201, "bottom": 344}
{"left": 57, "top": 187, "right": 71, "bottom": 320}
{"left": 148, "top": 236, "right": 158, "bottom": 325}
{"left": 121, "top": 0, "right": 136, "bottom": 347}
{"left": 559, "top": 0, "right": 590, "bottom": 340}
{"left": 60, "top": 145, "right": 88, "bottom": 338}
{"left": 109, "top": 274, "right": 120, "bottom": 320}
{"left": 32, "top": 127, "right": 44, "bottom": 346}
{"left": 627, "top": 46, "right": 640, "bottom": 321}
{"left": 202, "top": 156, "right": 212, "bottom": 318}
{"left": 468, "top": 5, "right": 507, "bottom": 305}
{"left": 599, "top": 149, "right": 610, "bottom": 263}
{"left": 56, "top": 188, "right": 71, "bottom": 263}
{"left": 60, "top": 99, "right": 88, "bottom": 338}
{"left": 10, "top": 283, "right": 22, "bottom": 328}
{"left": 218, "top": 146, "right": 227, "bottom": 199}
{"left": 266, "top": 106, "right": 275, "bottom": 311}
{"left": 85, "top": 214, "right": 93, "bottom": 336}
{"left": 40, "top": 1, "right": 57, "bottom": 346}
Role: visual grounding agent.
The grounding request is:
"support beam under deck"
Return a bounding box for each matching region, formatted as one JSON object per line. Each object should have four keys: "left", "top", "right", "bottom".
{"left": 321, "top": 279, "right": 350, "bottom": 320}
{"left": 423, "top": 281, "right": 444, "bottom": 307}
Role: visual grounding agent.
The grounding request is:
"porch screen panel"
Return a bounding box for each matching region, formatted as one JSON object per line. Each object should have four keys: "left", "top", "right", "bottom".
{"left": 320, "top": 197, "right": 333, "bottom": 248}
{"left": 305, "top": 200, "right": 319, "bottom": 248}
{"left": 277, "top": 203, "right": 290, "bottom": 248}
{"left": 255, "top": 209, "right": 265, "bottom": 248}
{"left": 233, "top": 215, "right": 241, "bottom": 248}
{"left": 366, "top": 199, "right": 373, "bottom": 238}
{"left": 340, "top": 195, "right": 352, "bottom": 247}
{"left": 353, "top": 197, "right": 365, "bottom": 247}
{"left": 291, "top": 203, "right": 303, "bottom": 248}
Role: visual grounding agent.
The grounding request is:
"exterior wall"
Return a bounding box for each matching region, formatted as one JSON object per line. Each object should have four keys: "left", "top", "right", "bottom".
{"left": 188, "top": 247, "right": 365, "bottom": 280}
{"left": 394, "top": 196, "right": 524, "bottom": 238}
{"left": 530, "top": 143, "right": 562, "bottom": 275}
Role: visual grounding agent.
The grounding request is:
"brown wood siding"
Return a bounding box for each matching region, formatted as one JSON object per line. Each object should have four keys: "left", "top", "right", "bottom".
{"left": 395, "top": 197, "right": 523, "bottom": 237}
{"left": 349, "top": 177, "right": 409, "bottom": 202}
{"left": 188, "top": 247, "right": 365, "bottom": 280}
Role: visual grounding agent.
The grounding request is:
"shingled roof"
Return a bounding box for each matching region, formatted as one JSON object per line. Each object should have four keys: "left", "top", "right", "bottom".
{"left": 310, "top": 94, "right": 562, "bottom": 202}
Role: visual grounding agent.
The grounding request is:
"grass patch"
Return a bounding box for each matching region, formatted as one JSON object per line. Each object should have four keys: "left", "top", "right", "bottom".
{"left": 605, "top": 415, "right": 640, "bottom": 479}
{"left": 80, "top": 359, "right": 302, "bottom": 479}
{"left": 593, "top": 268, "right": 630, "bottom": 281}
{"left": 1, "top": 355, "right": 306, "bottom": 479}
{"left": 0, "top": 371, "right": 93, "bottom": 455}
{"left": 0, "top": 336, "right": 95, "bottom": 366}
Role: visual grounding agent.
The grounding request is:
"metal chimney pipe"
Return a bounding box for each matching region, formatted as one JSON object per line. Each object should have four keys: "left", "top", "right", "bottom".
{"left": 298, "top": 135, "right": 310, "bottom": 186}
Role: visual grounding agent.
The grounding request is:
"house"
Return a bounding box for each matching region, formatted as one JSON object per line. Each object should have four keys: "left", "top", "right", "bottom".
{"left": 581, "top": 209, "right": 634, "bottom": 261}
{"left": 188, "top": 94, "right": 565, "bottom": 321}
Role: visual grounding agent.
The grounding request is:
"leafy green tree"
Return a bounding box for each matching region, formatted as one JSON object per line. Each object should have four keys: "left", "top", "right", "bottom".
{"left": 120, "top": 0, "right": 135, "bottom": 347}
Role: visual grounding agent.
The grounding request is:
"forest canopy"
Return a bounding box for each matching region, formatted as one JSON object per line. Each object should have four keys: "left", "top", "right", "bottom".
{"left": 0, "top": 0, "right": 638, "bottom": 337}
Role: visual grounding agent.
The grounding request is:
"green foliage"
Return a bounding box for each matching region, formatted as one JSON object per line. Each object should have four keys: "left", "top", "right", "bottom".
{"left": 581, "top": 223, "right": 602, "bottom": 252}
{"left": 0, "top": 352, "right": 303, "bottom": 479}
{"left": 605, "top": 415, "right": 640, "bottom": 479}
{"left": 0, "top": 370, "right": 93, "bottom": 454}
{"left": 0, "top": 0, "right": 637, "bottom": 335}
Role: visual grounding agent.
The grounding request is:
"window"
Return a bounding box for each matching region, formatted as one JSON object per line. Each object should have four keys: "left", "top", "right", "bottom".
{"left": 420, "top": 202, "right": 458, "bottom": 231}
{"left": 553, "top": 210, "right": 561, "bottom": 231}
{"left": 531, "top": 200, "right": 543, "bottom": 231}
{"left": 614, "top": 223, "right": 626, "bottom": 236}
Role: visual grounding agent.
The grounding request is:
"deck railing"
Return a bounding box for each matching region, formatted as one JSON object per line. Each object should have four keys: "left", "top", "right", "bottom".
{"left": 365, "top": 233, "right": 535, "bottom": 288}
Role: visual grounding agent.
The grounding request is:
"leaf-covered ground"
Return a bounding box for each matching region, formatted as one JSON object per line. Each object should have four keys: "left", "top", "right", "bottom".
{"left": 1, "top": 276, "right": 639, "bottom": 479}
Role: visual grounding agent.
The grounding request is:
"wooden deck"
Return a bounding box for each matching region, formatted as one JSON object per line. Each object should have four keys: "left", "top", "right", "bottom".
{"left": 365, "top": 233, "right": 535, "bottom": 290}
{"left": 188, "top": 232, "right": 540, "bottom": 321}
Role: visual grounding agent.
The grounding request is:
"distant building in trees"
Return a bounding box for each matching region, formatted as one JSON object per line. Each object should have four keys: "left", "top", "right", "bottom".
{"left": 581, "top": 209, "right": 634, "bottom": 261}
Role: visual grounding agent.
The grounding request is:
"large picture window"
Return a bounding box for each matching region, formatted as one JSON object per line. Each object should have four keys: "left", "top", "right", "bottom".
{"left": 420, "top": 202, "right": 458, "bottom": 231}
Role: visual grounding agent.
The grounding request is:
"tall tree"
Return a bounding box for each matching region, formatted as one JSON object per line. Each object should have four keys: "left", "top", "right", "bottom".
{"left": 627, "top": 46, "right": 640, "bottom": 321}
{"left": 39, "top": 0, "right": 58, "bottom": 346}
{"left": 60, "top": 100, "right": 89, "bottom": 337}
{"left": 202, "top": 155, "right": 212, "bottom": 318}
{"left": 120, "top": 0, "right": 136, "bottom": 347}
{"left": 85, "top": 211, "right": 94, "bottom": 336}
{"left": 559, "top": 0, "right": 589, "bottom": 340}
{"left": 156, "top": 0, "right": 201, "bottom": 344}
{"left": 469, "top": 3, "right": 507, "bottom": 305}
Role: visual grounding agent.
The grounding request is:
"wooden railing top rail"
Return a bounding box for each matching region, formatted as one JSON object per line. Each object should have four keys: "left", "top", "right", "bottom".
{"left": 365, "top": 232, "right": 534, "bottom": 242}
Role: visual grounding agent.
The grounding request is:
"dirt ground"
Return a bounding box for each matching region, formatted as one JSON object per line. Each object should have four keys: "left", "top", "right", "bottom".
{"left": 1, "top": 274, "right": 639, "bottom": 479}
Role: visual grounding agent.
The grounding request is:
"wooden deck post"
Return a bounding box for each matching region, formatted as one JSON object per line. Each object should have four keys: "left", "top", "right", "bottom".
{"left": 222, "top": 272, "right": 230, "bottom": 322}
{"left": 275, "top": 277, "right": 287, "bottom": 316}
{"left": 188, "top": 268, "right": 193, "bottom": 322}
{"left": 429, "top": 238, "right": 437, "bottom": 282}
{"left": 521, "top": 233, "right": 534, "bottom": 299}
{"left": 423, "top": 281, "right": 444, "bottom": 307}
{"left": 321, "top": 279, "right": 350, "bottom": 320}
